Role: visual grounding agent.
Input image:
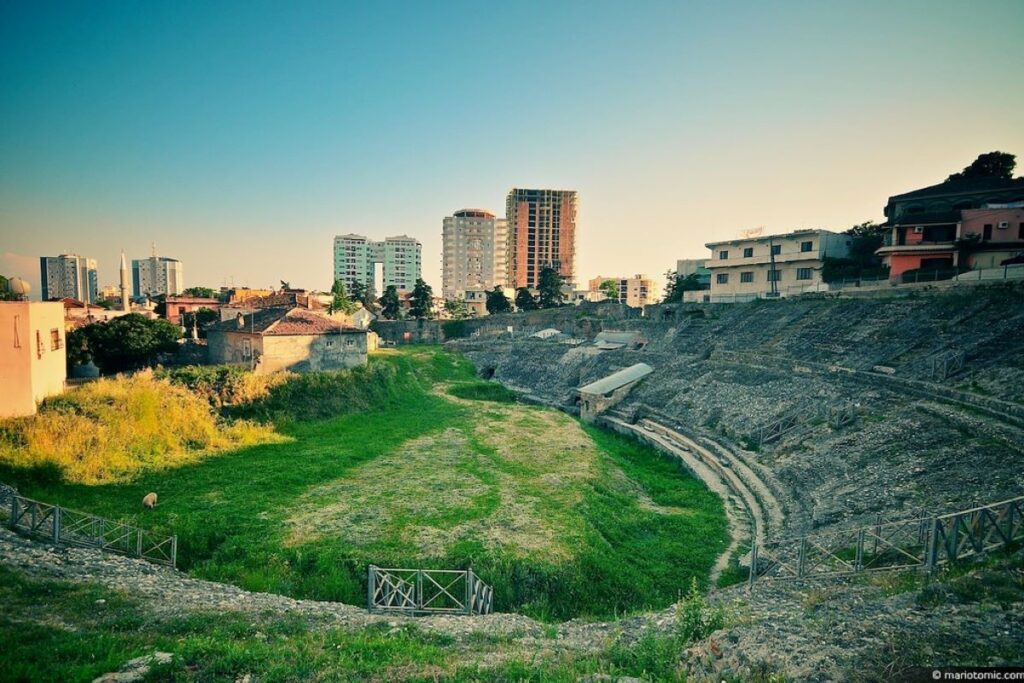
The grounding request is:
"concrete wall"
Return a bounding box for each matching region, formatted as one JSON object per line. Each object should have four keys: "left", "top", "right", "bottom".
{"left": 0, "top": 301, "right": 66, "bottom": 417}
{"left": 372, "top": 319, "right": 445, "bottom": 345}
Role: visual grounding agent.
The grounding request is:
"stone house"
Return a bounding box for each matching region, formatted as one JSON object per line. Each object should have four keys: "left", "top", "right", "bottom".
{"left": 206, "top": 307, "right": 368, "bottom": 374}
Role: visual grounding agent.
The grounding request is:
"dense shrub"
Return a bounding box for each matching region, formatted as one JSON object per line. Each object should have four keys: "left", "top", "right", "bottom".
{"left": 157, "top": 365, "right": 286, "bottom": 408}
{"left": 0, "top": 372, "right": 276, "bottom": 484}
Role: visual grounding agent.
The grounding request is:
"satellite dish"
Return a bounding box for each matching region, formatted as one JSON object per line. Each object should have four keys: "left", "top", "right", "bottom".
{"left": 739, "top": 227, "right": 765, "bottom": 239}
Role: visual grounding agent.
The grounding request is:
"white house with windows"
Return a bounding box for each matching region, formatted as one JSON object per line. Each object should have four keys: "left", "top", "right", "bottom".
{"left": 703, "top": 229, "right": 852, "bottom": 300}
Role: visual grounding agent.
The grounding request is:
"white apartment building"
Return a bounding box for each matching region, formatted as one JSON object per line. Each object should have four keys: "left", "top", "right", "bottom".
{"left": 40, "top": 254, "right": 98, "bottom": 303}
{"left": 333, "top": 234, "right": 422, "bottom": 295}
{"left": 132, "top": 255, "right": 184, "bottom": 298}
{"left": 705, "top": 229, "right": 852, "bottom": 298}
{"left": 441, "top": 209, "right": 508, "bottom": 301}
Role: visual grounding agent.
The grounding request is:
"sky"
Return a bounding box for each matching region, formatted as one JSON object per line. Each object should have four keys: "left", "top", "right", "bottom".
{"left": 2, "top": 0, "right": 1023, "bottom": 297}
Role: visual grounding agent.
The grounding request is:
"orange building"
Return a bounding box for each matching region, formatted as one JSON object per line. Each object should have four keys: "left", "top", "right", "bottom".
{"left": 506, "top": 188, "right": 577, "bottom": 290}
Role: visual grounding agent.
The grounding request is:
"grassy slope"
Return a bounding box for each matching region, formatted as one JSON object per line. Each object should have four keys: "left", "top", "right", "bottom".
{"left": 0, "top": 347, "right": 727, "bottom": 621}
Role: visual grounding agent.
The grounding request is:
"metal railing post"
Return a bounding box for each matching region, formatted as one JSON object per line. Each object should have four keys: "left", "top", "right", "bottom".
{"left": 52, "top": 506, "right": 61, "bottom": 544}
{"left": 797, "top": 538, "right": 807, "bottom": 578}
{"left": 416, "top": 570, "right": 424, "bottom": 612}
{"left": 465, "top": 569, "right": 473, "bottom": 615}
{"left": 136, "top": 529, "right": 143, "bottom": 557}
{"left": 10, "top": 495, "right": 18, "bottom": 530}
{"left": 171, "top": 535, "right": 177, "bottom": 569}
{"left": 749, "top": 542, "right": 758, "bottom": 589}
{"left": 367, "top": 565, "right": 376, "bottom": 612}
{"left": 855, "top": 528, "right": 865, "bottom": 571}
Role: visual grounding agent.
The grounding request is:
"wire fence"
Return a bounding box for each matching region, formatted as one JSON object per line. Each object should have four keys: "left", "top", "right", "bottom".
{"left": 750, "top": 494, "right": 1024, "bottom": 587}
{"left": 6, "top": 494, "right": 177, "bottom": 568}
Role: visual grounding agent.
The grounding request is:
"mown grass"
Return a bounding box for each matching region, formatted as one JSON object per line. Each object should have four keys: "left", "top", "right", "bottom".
{"left": 0, "top": 346, "right": 728, "bottom": 621}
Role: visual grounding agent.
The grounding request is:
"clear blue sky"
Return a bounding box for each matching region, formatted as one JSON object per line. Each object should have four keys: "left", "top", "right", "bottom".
{"left": 2, "top": 0, "right": 1023, "bottom": 295}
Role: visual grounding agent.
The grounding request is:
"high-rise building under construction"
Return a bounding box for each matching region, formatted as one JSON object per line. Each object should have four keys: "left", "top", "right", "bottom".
{"left": 505, "top": 188, "right": 577, "bottom": 290}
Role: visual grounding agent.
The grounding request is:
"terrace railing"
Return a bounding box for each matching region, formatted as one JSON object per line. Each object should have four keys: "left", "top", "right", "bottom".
{"left": 750, "top": 495, "right": 1024, "bottom": 587}
{"left": 6, "top": 494, "right": 177, "bottom": 568}
{"left": 367, "top": 565, "right": 494, "bottom": 616}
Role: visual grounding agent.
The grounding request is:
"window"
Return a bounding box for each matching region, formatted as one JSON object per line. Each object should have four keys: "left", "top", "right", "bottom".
{"left": 771, "top": 244, "right": 781, "bottom": 255}
{"left": 36, "top": 331, "right": 44, "bottom": 359}
{"left": 242, "top": 338, "right": 252, "bottom": 359}
{"left": 1019, "top": 223, "right": 1024, "bottom": 239}
{"left": 345, "top": 337, "right": 356, "bottom": 348}
{"left": 767, "top": 270, "right": 782, "bottom": 282}
{"left": 796, "top": 268, "right": 813, "bottom": 281}
{"left": 743, "top": 247, "right": 753, "bottom": 258}
{"left": 800, "top": 241, "right": 813, "bottom": 252}
{"left": 719, "top": 250, "right": 729, "bottom": 260}
{"left": 716, "top": 273, "right": 729, "bottom": 284}
{"left": 325, "top": 340, "right": 334, "bottom": 348}
{"left": 983, "top": 224, "right": 993, "bottom": 241}
{"left": 50, "top": 328, "right": 62, "bottom": 351}
{"left": 740, "top": 271, "right": 753, "bottom": 283}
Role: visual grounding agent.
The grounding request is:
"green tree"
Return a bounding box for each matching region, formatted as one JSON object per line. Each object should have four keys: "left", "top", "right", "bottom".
{"left": 536, "top": 266, "right": 564, "bottom": 308}
{"left": 75, "top": 314, "right": 181, "bottom": 374}
{"left": 379, "top": 285, "right": 401, "bottom": 320}
{"left": 946, "top": 151, "right": 1016, "bottom": 182}
{"left": 599, "top": 279, "right": 619, "bottom": 301}
{"left": 182, "top": 286, "right": 218, "bottom": 299}
{"left": 443, "top": 298, "right": 470, "bottom": 320}
{"left": 515, "top": 287, "right": 538, "bottom": 311}
{"left": 822, "top": 221, "right": 891, "bottom": 283}
{"left": 409, "top": 278, "right": 434, "bottom": 319}
{"left": 349, "top": 280, "right": 375, "bottom": 309}
{"left": 329, "top": 279, "right": 357, "bottom": 315}
{"left": 485, "top": 286, "right": 512, "bottom": 315}
{"left": 663, "top": 270, "right": 706, "bottom": 303}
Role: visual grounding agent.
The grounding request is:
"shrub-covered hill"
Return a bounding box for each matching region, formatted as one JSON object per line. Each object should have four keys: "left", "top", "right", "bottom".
{"left": 0, "top": 348, "right": 728, "bottom": 620}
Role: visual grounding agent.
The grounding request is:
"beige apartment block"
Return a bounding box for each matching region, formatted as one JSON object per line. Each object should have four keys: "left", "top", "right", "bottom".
{"left": 587, "top": 274, "right": 658, "bottom": 308}
{"left": 0, "top": 301, "right": 67, "bottom": 417}
{"left": 705, "top": 229, "right": 852, "bottom": 298}
{"left": 442, "top": 209, "right": 508, "bottom": 301}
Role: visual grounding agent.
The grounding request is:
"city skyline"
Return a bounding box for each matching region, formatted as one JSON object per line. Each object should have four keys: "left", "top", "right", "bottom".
{"left": 2, "top": 1, "right": 1024, "bottom": 297}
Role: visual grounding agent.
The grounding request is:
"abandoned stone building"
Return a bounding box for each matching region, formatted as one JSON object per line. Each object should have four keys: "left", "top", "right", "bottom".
{"left": 206, "top": 306, "right": 368, "bottom": 374}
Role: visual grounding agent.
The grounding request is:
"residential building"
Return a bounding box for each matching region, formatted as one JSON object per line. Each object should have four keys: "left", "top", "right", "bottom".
{"left": 442, "top": 209, "right": 508, "bottom": 301}
{"left": 61, "top": 298, "right": 134, "bottom": 330}
{"left": 675, "top": 259, "right": 712, "bottom": 289}
{"left": 705, "top": 229, "right": 852, "bottom": 297}
{"left": 132, "top": 254, "right": 184, "bottom": 298}
{"left": 206, "top": 306, "right": 369, "bottom": 374}
{"left": 163, "top": 295, "right": 223, "bottom": 326}
{"left": 0, "top": 301, "right": 66, "bottom": 417}
{"left": 587, "top": 274, "right": 658, "bottom": 308}
{"left": 876, "top": 205, "right": 1024, "bottom": 279}
{"left": 883, "top": 176, "right": 1024, "bottom": 226}
{"left": 333, "top": 234, "right": 422, "bottom": 295}
{"left": 40, "top": 254, "right": 98, "bottom": 303}
{"left": 224, "top": 287, "right": 275, "bottom": 304}
{"left": 506, "top": 188, "right": 578, "bottom": 289}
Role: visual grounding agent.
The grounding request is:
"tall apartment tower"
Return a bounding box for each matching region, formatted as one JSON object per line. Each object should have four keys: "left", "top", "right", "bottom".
{"left": 441, "top": 209, "right": 508, "bottom": 300}
{"left": 39, "top": 254, "right": 98, "bottom": 303}
{"left": 506, "top": 188, "right": 578, "bottom": 290}
{"left": 131, "top": 251, "right": 184, "bottom": 298}
{"left": 333, "top": 234, "right": 422, "bottom": 295}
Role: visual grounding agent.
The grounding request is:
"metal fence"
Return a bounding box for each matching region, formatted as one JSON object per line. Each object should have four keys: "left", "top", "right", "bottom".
{"left": 750, "top": 495, "right": 1023, "bottom": 587}
{"left": 367, "top": 565, "right": 494, "bottom": 616}
{"left": 7, "top": 494, "right": 177, "bottom": 568}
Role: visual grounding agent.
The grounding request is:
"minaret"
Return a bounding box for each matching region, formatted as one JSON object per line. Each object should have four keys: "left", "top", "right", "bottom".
{"left": 119, "top": 250, "right": 130, "bottom": 312}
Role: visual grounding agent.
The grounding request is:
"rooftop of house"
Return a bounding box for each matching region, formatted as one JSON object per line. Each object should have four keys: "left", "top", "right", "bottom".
{"left": 210, "top": 307, "right": 364, "bottom": 336}
{"left": 890, "top": 210, "right": 962, "bottom": 226}
{"left": 705, "top": 228, "right": 839, "bottom": 248}
{"left": 887, "top": 176, "right": 1024, "bottom": 203}
{"left": 578, "top": 363, "right": 654, "bottom": 396}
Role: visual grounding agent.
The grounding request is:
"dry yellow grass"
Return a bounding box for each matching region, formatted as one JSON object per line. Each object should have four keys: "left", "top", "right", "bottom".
{"left": 0, "top": 371, "right": 283, "bottom": 484}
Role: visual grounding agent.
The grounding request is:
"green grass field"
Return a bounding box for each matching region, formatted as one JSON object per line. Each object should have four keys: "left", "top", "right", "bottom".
{"left": 0, "top": 347, "right": 728, "bottom": 621}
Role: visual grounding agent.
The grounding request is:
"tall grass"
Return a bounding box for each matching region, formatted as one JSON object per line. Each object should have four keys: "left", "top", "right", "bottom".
{"left": 0, "top": 372, "right": 277, "bottom": 485}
